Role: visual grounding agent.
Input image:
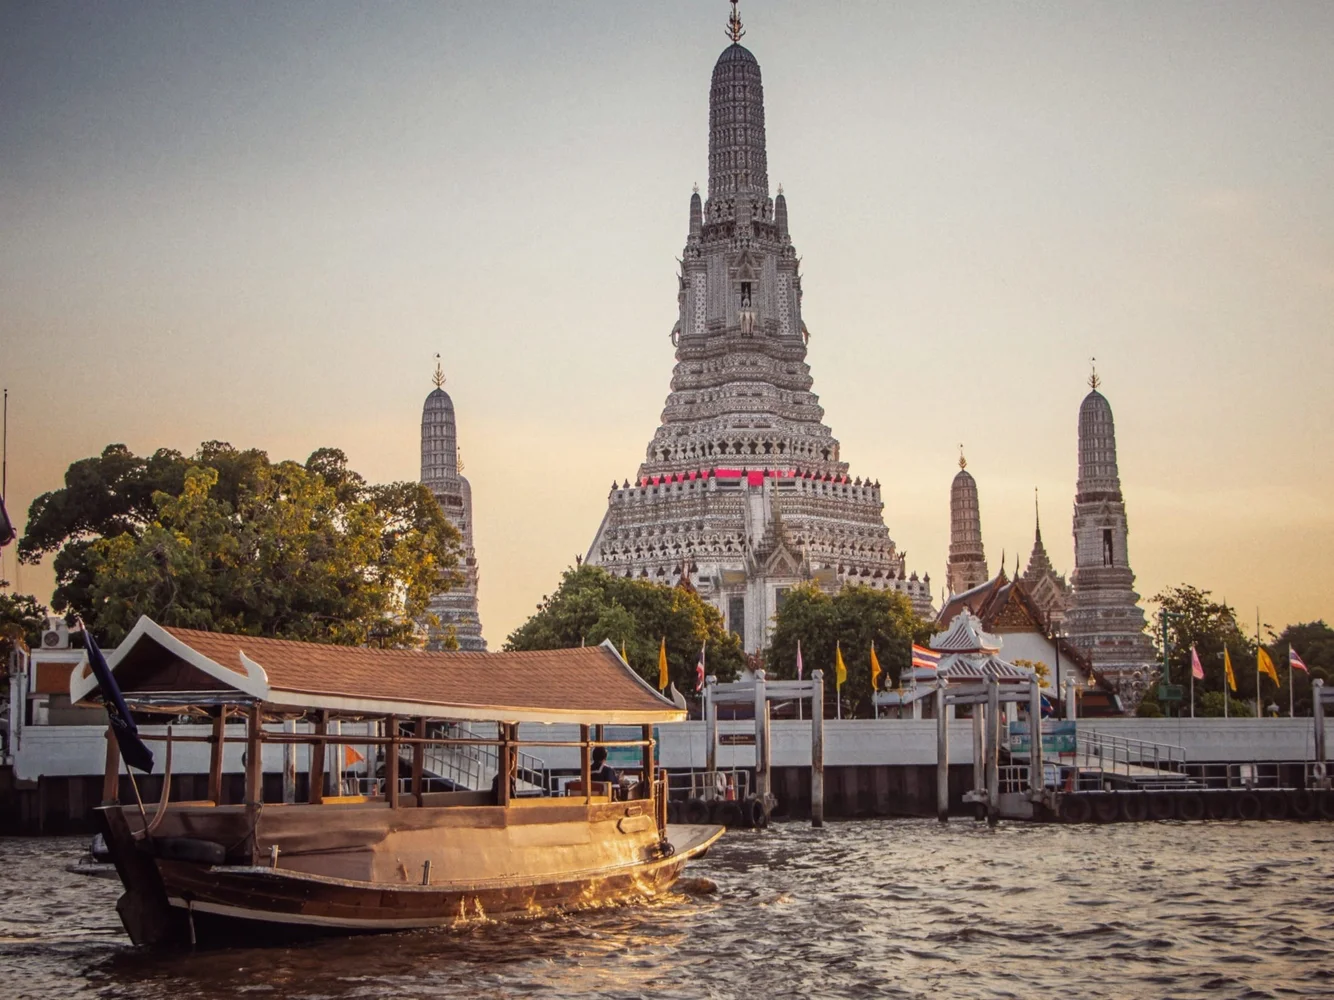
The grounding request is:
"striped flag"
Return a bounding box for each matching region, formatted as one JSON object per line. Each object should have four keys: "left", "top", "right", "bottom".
{"left": 695, "top": 642, "right": 706, "bottom": 693}
{"left": 1290, "top": 647, "right": 1309, "bottom": 673}
{"left": 911, "top": 644, "right": 942, "bottom": 671}
{"left": 796, "top": 640, "right": 803, "bottom": 681}
{"left": 1190, "top": 645, "right": 1205, "bottom": 680}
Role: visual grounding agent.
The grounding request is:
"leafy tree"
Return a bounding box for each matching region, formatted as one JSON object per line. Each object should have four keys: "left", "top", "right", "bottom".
{"left": 1012, "top": 658, "right": 1051, "bottom": 688}
{"left": 504, "top": 564, "right": 744, "bottom": 690}
{"left": 1150, "top": 585, "right": 1258, "bottom": 717}
{"left": 24, "top": 443, "right": 461, "bottom": 647}
{"left": 0, "top": 590, "right": 48, "bottom": 668}
{"left": 1272, "top": 621, "right": 1334, "bottom": 716}
{"left": 766, "top": 583, "right": 933, "bottom": 719}
{"left": 1199, "top": 691, "right": 1254, "bottom": 717}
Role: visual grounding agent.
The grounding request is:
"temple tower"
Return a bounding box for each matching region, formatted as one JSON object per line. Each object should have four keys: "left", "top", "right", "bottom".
{"left": 946, "top": 452, "right": 989, "bottom": 595}
{"left": 421, "top": 363, "right": 486, "bottom": 651}
{"left": 1022, "top": 489, "right": 1070, "bottom": 626}
{"left": 1064, "top": 371, "right": 1154, "bottom": 704}
{"left": 585, "top": 6, "right": 932, "bottom": 652}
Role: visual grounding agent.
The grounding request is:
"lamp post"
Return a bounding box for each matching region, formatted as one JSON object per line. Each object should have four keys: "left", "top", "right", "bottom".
{"left": 1159, "top": 610, "right": 1181, "bottom": 718}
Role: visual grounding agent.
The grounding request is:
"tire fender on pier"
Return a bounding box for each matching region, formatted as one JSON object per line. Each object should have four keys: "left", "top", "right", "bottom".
{"left": 746, "top": 796, "right": 768, "bottom": 829}
{"left": 1260, "top": 792, "right": 1289, "bottom": 821}
{"left": 1318, "top": 791, "right": 1334, "bottom": 821}
{"left": 1287, "top": 790, "right": 1316, "bottom": 820}
{"left": 1119, "top": 794, "right": 1148, "bottom": 823}
{"left": 1174, "top": 794, "right": 1205, "bottom": 822}
{"left": 683, "top": 798, "right": 710, "bottom": 825}
{"left": 1060, "top": 796, "right": 1092, "bottom": 824}
{"left": 1205, "top": 793, "right": 1233, "bottom": 820}
{"left": 1235, "top": 793, "right": 1263, "bottom": 821}
{"left": 1147, "top": 795, "right": 1174, "bottom": 821}
{"left": 1091, "top": 795, "right": 1118, "bottom": 823}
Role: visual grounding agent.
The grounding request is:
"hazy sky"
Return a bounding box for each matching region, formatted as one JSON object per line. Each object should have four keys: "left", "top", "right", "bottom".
{"left": 2, "top": 2, "right": 1331, "bottom": 643}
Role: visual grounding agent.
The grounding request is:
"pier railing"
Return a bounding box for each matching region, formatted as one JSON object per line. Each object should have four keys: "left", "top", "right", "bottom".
{"left": 1076, "top": 730, "right": 1187, "bottom": 783}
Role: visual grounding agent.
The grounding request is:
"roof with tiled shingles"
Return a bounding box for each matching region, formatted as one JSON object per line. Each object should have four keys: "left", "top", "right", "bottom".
{"left": 159, "top": 625, "right": 682, "bottom": 723}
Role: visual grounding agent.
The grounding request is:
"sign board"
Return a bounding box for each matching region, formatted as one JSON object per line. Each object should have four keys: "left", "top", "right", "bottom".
{"left": 1157, "top": 683, "right": 1184, "bottom": 702}
{"left": 719, "top": 733, "right": 756, "bottom": 747}
{"left": 1007, "top": 720, "right": 1077, "bottom": 756}
{"left": 602, "top": 725, "right": 660, "bottom": 768}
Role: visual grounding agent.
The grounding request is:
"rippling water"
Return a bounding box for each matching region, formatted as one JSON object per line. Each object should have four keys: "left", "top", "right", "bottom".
{"left": 4, "top": 821, "right": 1334, "bottom": 999}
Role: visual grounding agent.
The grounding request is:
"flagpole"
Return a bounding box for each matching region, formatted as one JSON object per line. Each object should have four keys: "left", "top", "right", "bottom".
{"left": 1256, "top": 608, "right": 1262, "bottom": 719}
{"left": 1219, "top": 651, "right": 1228, "bottom": 719}
{"left": 1288, "top": 646, "right": 1294, "bottom": 719}
{"left": 1190, "top": 666, "right": 1194, "bottom": 720}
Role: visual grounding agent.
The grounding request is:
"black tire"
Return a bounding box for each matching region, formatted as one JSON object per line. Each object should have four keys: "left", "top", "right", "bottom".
{"left": 1060, "top": 796, "right": 1092, "bottom": 824}
{"left": 666, "top": 800, "right": 681, "bottom": 825}
{"left": 1205, "top": 793, "right": 1233, "bottom": 820}
{"left": 1260, "top": 792, "right": 1289, "bottom": 821}
{"left": 1148, "top": 794, "right": 1174, "bottom": 821}
{"left": 1236, "top": 793, "right": 1263, "bottom": 821}
{"left": 1091, "top": 795, "right": 1118, "bottom": 823}
{"left": 1319, "top": 791, "right": 1334, "bottom": 821}
{"left": 1287, "top": 790, "right": 1317, "bottom": 820}
{"left": 1119, "top": 794, "right": 1148, "bottom": 823}
{"left": 746, "top": 796, "right": 768, "bottom": 829}
{"left": 712, "top": 800, "right": 742, "bottom": 827}
{"left": 1175, "top": 794, "right": 1205, "bottom": 822}
{"left": 150, "top": 837, "right": 226, "bottom": 866}
{"left": 682, "top": 798, "right": 710, "bottom": 825}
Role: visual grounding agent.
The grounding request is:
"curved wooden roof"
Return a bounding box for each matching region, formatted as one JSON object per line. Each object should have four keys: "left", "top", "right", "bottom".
{"left": 71, "top": 617, "right": 684, "bottom": 725}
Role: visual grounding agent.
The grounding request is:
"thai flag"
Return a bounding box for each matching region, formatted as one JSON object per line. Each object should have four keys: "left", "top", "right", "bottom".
{"left": 1290, "top": 648, "right": 1308, "bottom": 672}
{"left": 911, "top": 644, "right": 941, "bottom": 671}
{"left": 695, "top": 643, "right": 706, "bottom": 693}
{"left": 82, "top": 623, "right": 154, "bottom": 773}
{"left": 796, "top": 640, "right": 803, "bottom": 681}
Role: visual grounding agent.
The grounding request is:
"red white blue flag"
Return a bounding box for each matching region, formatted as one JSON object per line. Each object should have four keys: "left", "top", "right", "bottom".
{"left": 1290, "top": 647, "right": 1308, "bottom": 673}
{"left": 911, "top": 644, "right": 941, "bottom": 671}
{"left": 796, "top": 640, "right": 803, "bottom": 681}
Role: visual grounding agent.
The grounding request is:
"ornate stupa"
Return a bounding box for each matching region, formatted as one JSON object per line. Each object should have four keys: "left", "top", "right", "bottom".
{"left": 1022, "top": 489, "right": 1070, "bottom": 626}
{"left": 1064, "top": 368, "right": 1154, "bottom": 704}
{"left": 421, "top": 362, "right": 486, "bottom": 651}
{"left": 584, "top": 5, "right": 932, "bottom": 653}
{"left": 946, "top": 451, "right": 989, "bottom": 596}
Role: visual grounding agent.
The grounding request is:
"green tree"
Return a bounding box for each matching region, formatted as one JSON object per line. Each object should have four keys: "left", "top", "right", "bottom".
{"left": 1199, "top": 690, "right": 1254, "bottom": 717}
{"left": 1272, "top": 621, "right": 1334, "bottom": 716}
{"left": 504, "top": 564, "right": 744, "bottom": 690}
{"left": 0, "top": 590, "right": 48, "bottom": 668}
{"left": 1151, "top": 585, "right": 1258, "bottom": 717}
{"left": 766, "top": 583, "right": 932, "bottom": 719}
{"left": 26, "top": 443, "right": 461, "bottom": 647}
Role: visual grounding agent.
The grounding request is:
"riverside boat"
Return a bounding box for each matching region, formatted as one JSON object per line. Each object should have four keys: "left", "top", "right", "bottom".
{"left": 69, "top": 617, "right": 722, "bottom": 947}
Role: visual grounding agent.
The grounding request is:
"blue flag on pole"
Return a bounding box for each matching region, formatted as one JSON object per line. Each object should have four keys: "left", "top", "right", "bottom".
{"left": 83, "top": 625, "right": 154, "bottom": 773}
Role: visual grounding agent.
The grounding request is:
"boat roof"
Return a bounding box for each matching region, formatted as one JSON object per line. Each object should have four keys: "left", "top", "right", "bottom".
{"left": 70, "top": 616, "right": 685, "bottom": 725}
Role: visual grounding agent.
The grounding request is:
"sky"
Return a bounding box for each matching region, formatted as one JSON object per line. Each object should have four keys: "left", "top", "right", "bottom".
{"left": 2, "top": 1, "right": 1332, "bottom": 643}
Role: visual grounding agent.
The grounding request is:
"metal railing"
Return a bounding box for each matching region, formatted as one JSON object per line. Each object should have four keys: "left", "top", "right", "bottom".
{"left": 667, "top": 768, "right": 752, "bottom": 803}
{"left": 1076, "top": 730, "right": 1187, "bottom": 782}
{"left": 395, "top": 722, "right": 550, "bottom": 795}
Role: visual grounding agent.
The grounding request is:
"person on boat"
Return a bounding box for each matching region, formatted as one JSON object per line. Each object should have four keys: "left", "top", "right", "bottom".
{"left": 591, "top": 746, "right": 617, "bottom": 795}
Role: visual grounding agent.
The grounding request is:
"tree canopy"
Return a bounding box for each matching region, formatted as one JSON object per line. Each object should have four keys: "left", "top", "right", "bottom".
{"left": 504, "top": 564, "right": 744, "bottom": 691}
{"left": 0, "top": 590, "right": 47, "bottom": 668}
{"left": 765, "top": 583, "right": 933, "bottom": 719}
{"left": 20, "top": 442, "right": 461, "bottom": 647}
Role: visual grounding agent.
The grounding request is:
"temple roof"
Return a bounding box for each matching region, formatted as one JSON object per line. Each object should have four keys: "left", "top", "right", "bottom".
{"left": 72, "top": 617, "right": 682, "bottom": 725}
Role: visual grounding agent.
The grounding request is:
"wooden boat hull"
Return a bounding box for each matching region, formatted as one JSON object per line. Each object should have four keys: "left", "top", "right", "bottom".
{"left": 97, "top": 803, "right": 723, "bottom": 947}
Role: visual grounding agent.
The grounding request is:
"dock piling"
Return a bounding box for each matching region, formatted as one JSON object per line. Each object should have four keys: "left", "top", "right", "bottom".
{"left": 936, "top": 683, "right": 949, "bottom": 823}
{"left": 811, "top": 670, "right": 824, "bottom": 827}
{"left": 986, "top": 677, "right": 1000, "bottom": 826}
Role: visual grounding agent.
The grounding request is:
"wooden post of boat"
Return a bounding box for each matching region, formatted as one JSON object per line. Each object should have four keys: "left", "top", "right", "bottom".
{"left": 102, "top": 727, "right": 120, "bottom": 804}
{"left": 385, "top": 715, "right": 399, "bottom": 808}
{"left": 811, "top": 669, "right": 825, "bottom": 828}
{"left": 497, "top": 723, "right": 512, "bottom": 807}
{"left": 328, "top": 718, "right": 342, "bottom": 797}
{"left": 309, "top": 710, "right": 327, "bottom": 805}
{"left": 580, "top": 724, "right": 592, "bottom": 804}
{"left": 705, "top": 677, "right": 718, "bottom": 774}
{"left": 411, "top": 716, "right": 426, "bottom": 806}
{"left": 641, "top": 723, "right": 653, "bottom": 800}
{"left": 936, "top": 681, "right": 949, "bottom": 823}
{"left": 281, "top": 718, "right": 296, "bottom": 804}
{"left": 207, "top": 708, "right": 225, "bottom": 805}
{"left": 1028, "top": 678, "right": 1044, "bottom": 800}
{"left": 245, "top": 703, "right": 263, "bottom": 806}
{"left": 986, "top": 676, "right": 1000, "bottom": 827}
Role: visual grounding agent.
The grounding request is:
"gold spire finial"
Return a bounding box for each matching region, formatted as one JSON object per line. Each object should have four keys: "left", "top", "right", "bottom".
{"left": 432, "top": 353, "right": 446, "bottom": 389}
{"left": 1088, "top": 356, "right": 1100, "bottom": 390}
{"left": 958, "top": 444, "right": 966, "bottom": 471}
{"left": 726, "top": 0, "right": 745, "bottom": 43}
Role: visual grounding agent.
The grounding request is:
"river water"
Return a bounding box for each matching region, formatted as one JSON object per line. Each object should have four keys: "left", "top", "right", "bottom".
{"left": 3, "top": 821, "right": 1333, "bottom": 999}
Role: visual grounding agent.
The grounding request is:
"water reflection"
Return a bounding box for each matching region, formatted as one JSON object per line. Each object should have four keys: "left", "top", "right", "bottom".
{"left": 5, "top": 821, "right": 1334, "bottom": 999}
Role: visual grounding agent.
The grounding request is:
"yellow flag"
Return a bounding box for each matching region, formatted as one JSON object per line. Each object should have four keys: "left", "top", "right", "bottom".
{"left": 1257, "top": 646, "right": 1279, "bottom": 686}
{"left": 621, "top": 641, "right": 629, "bottom": 663}
{"left": 1223, "top": 647, "right": 1237, "bottom": 692}
{"left": 835, "top": 641, "right": 847, "bottom": 690}
{"left": 657, "top": 636, "right": 668, "bottom": 692}
{"left": 869, "top": 642, "right": 882, "bottom": 692}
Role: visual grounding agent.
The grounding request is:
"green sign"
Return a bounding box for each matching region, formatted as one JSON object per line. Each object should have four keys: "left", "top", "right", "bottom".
{"left": 1007, "top": 720, "right": 1077, "bottom": 756}
{"left": 602, "top": 725, "right": 660, "bottom": 768}
{"left": 1157, "top": 683, "right": 1184, "bottom": 702}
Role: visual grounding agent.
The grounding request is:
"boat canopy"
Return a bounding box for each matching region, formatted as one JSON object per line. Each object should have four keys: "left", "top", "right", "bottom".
{"left": 70, "top": 616, "right": 685, "bottom": 725}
